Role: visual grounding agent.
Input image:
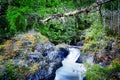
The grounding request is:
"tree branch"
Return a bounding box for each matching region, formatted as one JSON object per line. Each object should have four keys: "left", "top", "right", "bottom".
{"left": 40, "top": 0, "right": 114, "bottom": 23}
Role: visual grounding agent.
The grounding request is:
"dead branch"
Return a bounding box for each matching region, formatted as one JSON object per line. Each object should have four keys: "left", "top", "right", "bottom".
{"left": 40, "top": 0, "right": 114, "bottom": 23}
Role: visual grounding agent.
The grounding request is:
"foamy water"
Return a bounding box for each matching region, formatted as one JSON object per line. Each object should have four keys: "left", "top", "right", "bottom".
{"left": 54, "top": 48, "right": 86, "bottom": 80}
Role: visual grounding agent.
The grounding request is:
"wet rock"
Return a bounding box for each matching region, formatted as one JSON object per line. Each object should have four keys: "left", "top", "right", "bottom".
{"left": 26, "top": 61, "right": 62, "bottom": 80}
{"left": 83, "top": 77, "right": 86, "bottom": 80}
{"left": 76, "top": 56, "right": 83, "bottom": 63}
{"left": 58, "top": 48, "right": 69, "bottom": 59}
{"left": 26, "top": 47, "right": 68, "bottom": 80}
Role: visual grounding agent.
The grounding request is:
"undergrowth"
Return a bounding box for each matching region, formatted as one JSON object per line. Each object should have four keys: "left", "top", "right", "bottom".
{"left": 85, "top": 57, "right": 120, "bottom": 80}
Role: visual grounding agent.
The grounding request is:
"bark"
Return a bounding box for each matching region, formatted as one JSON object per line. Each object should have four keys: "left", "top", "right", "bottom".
{"left": 40, "top": 0, "right": 114, "bottom": 23}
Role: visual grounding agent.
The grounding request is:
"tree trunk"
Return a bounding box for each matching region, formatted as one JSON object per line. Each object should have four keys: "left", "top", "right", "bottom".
{"left": 40, "top": 0, "right": 115, "bottom": 23}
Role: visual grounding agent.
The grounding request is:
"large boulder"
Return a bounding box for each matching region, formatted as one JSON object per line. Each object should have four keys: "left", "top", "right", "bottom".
{"left": 26, "top": 46, "right": 69, "bottom": 80}
{"left": 0, "top": 31, "right": 69, "bottom": 80}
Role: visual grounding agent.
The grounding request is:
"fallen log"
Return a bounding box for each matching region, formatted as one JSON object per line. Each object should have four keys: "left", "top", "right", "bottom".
{"left": 40, "top": 0, "right": 115, "bottom": 23}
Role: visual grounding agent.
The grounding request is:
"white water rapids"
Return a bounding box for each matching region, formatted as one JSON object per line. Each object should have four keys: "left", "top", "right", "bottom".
{"left": 54, "top": 48, "right": 86, "bottom": 80}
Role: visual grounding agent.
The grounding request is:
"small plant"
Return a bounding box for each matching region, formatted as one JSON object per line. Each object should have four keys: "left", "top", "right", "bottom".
{"left": 85, "top": 64, "right": 110, "bottom": 80}
{"left": 4, "top": 62, "right": 17, "bottom": 80}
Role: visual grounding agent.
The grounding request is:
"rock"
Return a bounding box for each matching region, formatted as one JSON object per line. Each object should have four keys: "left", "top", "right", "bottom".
{"left": 99, "top": 61, "right": 111, "bottom": 67}
{"left": 0, "top": 65, "right": 5, "bottom": 74}
{"left": 76, "top": 56, "right": 83, "bottom": 63}
{"left": 0, "top": 31, "right": 71, "bottom": 80}
{"left": 27, "top": 54, "right": 40, "bottom": 62}
{"left": 76, "top": 53, "right": 94, "bottom": 64}
{"left": 26, "top": 47, "right": 68, "bottom": 80}
{"left": 105, "top": 41, "right": 113, "bottom": 51}
{"left": 1, "top": 74, "right": 9, "bottom": 80}
{"left": 94, "top": 40, "right": 120, "bottom": 66}
{"left": 107, "top": 71, "right": 120, "bottom": 80}
{"left": 58, "top": 48, "right": 69, "bottom": 59}
{"left": 112, "top": 42, "right": 116, "bottom": 49}
{"left": 48, "top": 51, "right": 59, "bottom": 61}
{"left": 83, "top": 77, "right": 86, "bottom": 80}
{"left": 35, "top": 43, "right": 55, "bottom": 57}
{"left": 22, "top": 41, "right": 32, "bottom": 46}
{"left": 76, "top": 40, "right": 84, "bottom": 46}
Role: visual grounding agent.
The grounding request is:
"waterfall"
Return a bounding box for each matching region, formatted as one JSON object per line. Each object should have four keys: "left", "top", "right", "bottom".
{"left": 54, "top": 47, "right": 86, "bottom": 80}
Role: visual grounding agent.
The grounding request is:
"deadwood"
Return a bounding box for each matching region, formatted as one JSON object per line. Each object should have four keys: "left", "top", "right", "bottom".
{"left": 40, "top": 0, "right": 114, "bottom": 23}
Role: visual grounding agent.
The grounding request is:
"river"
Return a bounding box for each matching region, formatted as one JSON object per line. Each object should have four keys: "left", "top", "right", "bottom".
{"left": 54, "top": 47, "right": 86, "bottom": 80}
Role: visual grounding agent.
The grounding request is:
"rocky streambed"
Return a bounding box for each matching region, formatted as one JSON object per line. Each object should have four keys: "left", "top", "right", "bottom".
{"left": 0, "top": 30, "right": 120, "bottom": 80}
{"left": 0, "top": 31, "right": 88, "bottom": 80}
{"left": 0, "top": 31, "right": 70, "bottom": 80}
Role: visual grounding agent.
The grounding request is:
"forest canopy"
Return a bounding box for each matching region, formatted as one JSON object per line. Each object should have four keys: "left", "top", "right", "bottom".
{"left": 0, "top": 0, "right": 119, "bottom": 43}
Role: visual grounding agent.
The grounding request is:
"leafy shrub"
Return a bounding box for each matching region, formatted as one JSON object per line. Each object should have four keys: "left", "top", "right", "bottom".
{"left": 7, "top": 6, "right": 32, "bottom": 34}
{"left": 86, "top": 57, "right": 120, "bottom": 80}
{"left": 86, "top": 64, "right": 110, "bottom": 80}
{"left": 104, "top": 0, "right": 118, "bottom": 10}
{"left": 37, "top": 17, "right": 84, "bottom": 44}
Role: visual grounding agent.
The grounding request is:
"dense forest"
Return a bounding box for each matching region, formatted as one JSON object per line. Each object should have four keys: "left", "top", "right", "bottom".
{"left": 0, "top": 0, "right": 120, "bottom": 80}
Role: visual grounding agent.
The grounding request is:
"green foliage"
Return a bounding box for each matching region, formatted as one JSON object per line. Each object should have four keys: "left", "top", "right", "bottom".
{"left": 37, "top": 14, "right": 91, "bottom": 44}
{"left": 73, "top": 0, "right": 96, "bottom": 8}
{"left": 84, "top": 12, "right": 103, "bottom": 43}
{"left": 86, "top": 64, "right": 110, "bottom": 80}
{"left": 110, "top": 57, "right": 120, "bottom": 71}
{"left": 86, "top": 22, "right": 102, "bottom": 41}
{"left": 11, "top": 0, "right": 35, "bottom": 7}
{"left": 104, "top": 0, "right": 118, "bottom": 10}
{"left": 0, "top": 15, "right": 10, "bottom": 40}
{"left": 0, "top": 74, "right": 3, "bottom": 79}
{"left": 45, "top": 0, "right": 59, "bottom": 7}
{"left": 1, "top": 0, "right": 93, "bottom": 43}
{"left": 4, "top": 63, "right": 16, "bottom": 80}
{"left": 1, "top": 0, "right": 63, "bottom": 37}
{"left": 38, "top": 17, "right": 81, "bottom": 44}
{"left": 6, "top": 6, "right": 32, "bottom": 34}
{"left": 1, "top": 0, "right": 117, "bottom": 44}
{"left": 85, "top": 57, "right": 120, "bottom": 80}
{"left": 105, "top": 27, "right": 117, "bottom": 36}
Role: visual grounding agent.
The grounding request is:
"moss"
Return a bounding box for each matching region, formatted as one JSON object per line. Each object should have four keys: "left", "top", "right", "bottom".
{"left": 29, "top": 63, "right": 39, "bottom": 74}
{"left": 110, "top": 57, "right": 120, "bottom": 69}
{"left": 35, "top": 33, "right": 49, "bottom": 43}
{"left": 0, "top": 31, "right": 53, "bottom": 79}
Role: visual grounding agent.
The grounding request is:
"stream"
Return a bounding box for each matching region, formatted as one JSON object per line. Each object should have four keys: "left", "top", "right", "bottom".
{"left": 54, "top": 47, "right": 86, "bottom": 80}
